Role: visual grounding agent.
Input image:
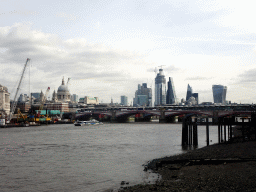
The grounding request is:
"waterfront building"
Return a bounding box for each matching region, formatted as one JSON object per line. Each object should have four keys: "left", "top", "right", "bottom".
{"left": 79, "top": 96, "right": 99, "bottom": 105}
{"left": 0, "top": 84, "right": 10, "bottom": 116}
{"left": 45, "top": 103, "right": 69, "bottom": 112}
{"left": 166, "top": 77, "right": 176, "bottom": 104}
{"left": 212, "top": 85, "right": 227, "bottom": 104}
{"left": 155, "top": 69, "right": 166, "bottom": 106}
{"left": 15, "top": 102, "right": 31, "bottom": 113}
{"left": 120, "top": 95, "right": 128, "bottom": 106}
{"left": 133, "top": 83, "right": 152, "bottom": 106}
{"left": 72, "top": 94, "right": 79, "bottom": 103}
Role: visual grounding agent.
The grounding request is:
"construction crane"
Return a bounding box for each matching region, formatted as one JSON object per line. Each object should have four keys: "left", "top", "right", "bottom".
{"left": 158, "top": 65, "right": 166, "bottom": 69}
{"left": 9, "top": 58, "right": 30, "bottom": 122}
{"left": 39, "top": 87, "right": 50, "bottom": 110}
{"left": 66, "top": 78, "right": 71, "bottom": 86}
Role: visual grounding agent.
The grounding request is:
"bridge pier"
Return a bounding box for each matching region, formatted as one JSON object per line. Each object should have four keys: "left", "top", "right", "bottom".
{"left": 135, "top": 114, "right": 151, "bottom": 122}
{"left": 159, "top": 110, "right": 166, "bottom": 123}
{"left": 111, "top": 111, "right": 117, "bottom": 122}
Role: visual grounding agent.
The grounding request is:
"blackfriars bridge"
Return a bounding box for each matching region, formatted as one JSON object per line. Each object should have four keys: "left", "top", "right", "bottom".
{"left": 74, "top": 106, "right": 254, "bottom": 123}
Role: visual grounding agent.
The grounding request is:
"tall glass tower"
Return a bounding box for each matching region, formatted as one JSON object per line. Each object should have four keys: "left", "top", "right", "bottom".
{"left": 155, "top": 69, "right": 166, "bottom": 106}
{"left": 120, "top": 95, "right": 128, "bottom": 106}
{"left": 166, "top": 77, "right": 176, "bottom": 104}
{"left": 212, "top": 85, "right": 227, "bottom": 104}
{"left": 186, "top": 84, "right": 193, "bottom": 101}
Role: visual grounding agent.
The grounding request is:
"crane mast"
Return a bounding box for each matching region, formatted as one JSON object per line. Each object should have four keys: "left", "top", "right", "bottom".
{"left": 39, "top": 87, "right": 50, "bottom": 110}
{"left": 9, "top": 58, "right": 30, "bottom": 122}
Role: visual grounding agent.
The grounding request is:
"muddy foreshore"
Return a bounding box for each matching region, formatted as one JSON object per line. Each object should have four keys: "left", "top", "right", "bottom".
{"left": 117, "top": 130, "right": 256, "bottom": 191}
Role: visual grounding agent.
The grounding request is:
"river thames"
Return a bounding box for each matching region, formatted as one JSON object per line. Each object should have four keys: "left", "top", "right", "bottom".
{"left": 0, "top": 122, "right": 218, "bottom": 192}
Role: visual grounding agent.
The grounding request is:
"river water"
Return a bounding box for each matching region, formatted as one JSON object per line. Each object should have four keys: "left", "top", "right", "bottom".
{"left": 0, "top": 122, "right": 218, "bottom": 192}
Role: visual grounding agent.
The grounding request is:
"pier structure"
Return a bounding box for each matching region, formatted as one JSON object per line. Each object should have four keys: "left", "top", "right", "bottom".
{"left": 181, "top": 112, "right": 256, "bottom": 147}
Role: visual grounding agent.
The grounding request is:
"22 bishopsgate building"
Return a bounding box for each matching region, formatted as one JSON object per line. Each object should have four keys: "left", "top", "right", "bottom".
{"left": 155, "top": 69, "right": 166, "bottom": 106}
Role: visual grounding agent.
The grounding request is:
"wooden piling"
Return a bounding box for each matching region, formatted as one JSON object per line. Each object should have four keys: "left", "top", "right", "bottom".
{"left": 218, "top": 118, "right": 221, "bottom": 144}
{"left": 189, "top": 123, "right": 192, "bottom": 145}
{"left": 224, "top": 124, "right": 227, "bottom": 143}
{"left": 242, "top": 118, "right": 245, "bottom": 141}
{"left": 206, "top": 117, "right": 209, "bottom": 146}
{"left": 193, "top": 118, "right": 198, "bottom": 146}
{"left": 220, "top": 124, "right": 223, "bottom": 143}
{"left": 182, "top": 118, "right": 188, "bottom": 146}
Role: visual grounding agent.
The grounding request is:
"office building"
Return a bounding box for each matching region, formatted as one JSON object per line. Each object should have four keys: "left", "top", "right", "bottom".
{"left": 185, "top": 84, "right": 199, "bottom": 105}
{"left": 72, "top": 94, "right": 79, "bottom": 103}
{"left": 186, "top": 84, "right": 193, "bottom": 101}
{"left": 212, "top": 85, "right": 227, "bottom": 104}
{"left": 155, "top": 69, "right": 166, "bottom": 106}
{"left": 120, "top": 95, "right": 128, "bottom": 106}
{"left": 0, "top": 84, "right": 10, "bottom": 116}
{"left": 192, "top": 93, "right": 198, "bottom": 104}
{"left": 79, "top": 96, "right": 99, "bottom": 105}
{"left": 166, "top": 77, "right": 176, "bottom": 104}
{"left": 133, "top": 83, "right": 152, "bottom": 106}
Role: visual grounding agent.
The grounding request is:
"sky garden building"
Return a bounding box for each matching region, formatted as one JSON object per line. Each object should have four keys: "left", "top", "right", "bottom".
{"left": 212, "top": 85, "right": 227, "bottom": 104}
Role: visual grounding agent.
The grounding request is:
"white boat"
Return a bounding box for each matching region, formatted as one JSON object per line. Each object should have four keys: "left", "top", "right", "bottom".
{"left": 74, "top": 119, "right": 103, "bottom": 126}
{"left": 74, "top": 121, "right": 86, "bottom": 126}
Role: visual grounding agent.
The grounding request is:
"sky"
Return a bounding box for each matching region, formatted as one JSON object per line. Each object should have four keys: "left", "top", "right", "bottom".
{"left": 1, "top": 0, "right": 256, "bottom": 104}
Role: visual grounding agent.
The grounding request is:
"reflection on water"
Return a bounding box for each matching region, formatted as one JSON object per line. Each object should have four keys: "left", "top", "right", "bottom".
{"left": 0, "top": 123, "right": 218, "bottom": 192}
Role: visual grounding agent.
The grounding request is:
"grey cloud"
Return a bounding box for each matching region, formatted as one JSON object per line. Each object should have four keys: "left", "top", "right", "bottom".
{"left": 147, "top": 65, "right": 180, "bottom": 73}
{"left": 237, "top": 68, "right": 256, "bottom": 83}
{"left": 72, "top": 71, "right": 125, "bottom": 80}
{"left": 186, "top": 76, "right": 213, "bottom": 81}
{"left": 0, "top": 24, "right": 149, "bottom": 95}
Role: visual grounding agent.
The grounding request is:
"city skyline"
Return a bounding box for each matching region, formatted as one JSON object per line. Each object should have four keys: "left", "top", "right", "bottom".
{"left": 1, "top": 1, "right": 256, "bottom": 104}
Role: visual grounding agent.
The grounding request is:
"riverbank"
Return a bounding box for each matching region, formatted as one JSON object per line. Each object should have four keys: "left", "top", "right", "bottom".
{"left": 119, "top": 133, "right": 256, "bottom": 191}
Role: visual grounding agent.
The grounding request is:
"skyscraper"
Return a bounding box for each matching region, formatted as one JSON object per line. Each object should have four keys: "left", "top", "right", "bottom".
{"left": 185, "top": 84, "right": 199, "bottom": 105}
{"left": 186, "top": 84, "right": 193, "bottom": 101}
{"left": 212, "top": 85, "right": 227, "bottom": 104}
{"left": 120, "top": 95, "right": 128, "bottom": 106}
{"left": 166, "top": 77, "right": 176, "bottom": 104}
{"left": 133, "top": 83, "right": 152, "bottom": 106}
{"left": 155, "top": 69, "right": 166, "bottom": 106}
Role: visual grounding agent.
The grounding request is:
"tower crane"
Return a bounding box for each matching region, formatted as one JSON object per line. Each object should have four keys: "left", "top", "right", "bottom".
{"left": 9, "top": 58, "right": 30, "bottom": 122}
{"left": 66, "top": 78, "right": 71, "bottom": 86}
{"left": 39, "top": 87, "right": 50, "bottom": 110}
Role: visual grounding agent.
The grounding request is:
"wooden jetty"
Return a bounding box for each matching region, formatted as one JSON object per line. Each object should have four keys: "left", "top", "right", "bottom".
{"left": 182, "top": 113, "right": 256, "bottom": 147}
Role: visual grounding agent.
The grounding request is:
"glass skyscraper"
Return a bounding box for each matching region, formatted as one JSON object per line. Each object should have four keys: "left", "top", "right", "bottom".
{"left": 166, "top": 77, "right": 176, "bottom": 104}
{"left": 120, "top": 95, "right": 128, "bottom": 106}
{"left": 212, "top": 85, "right": 227, "bottom": 104}
{"left": 186, "top": 84, "right": 193, "bottom": 101}
{"left": 133, "top": 83, "right": 152, "bottom": 106}
{"left": 155, "top": 69, "right": 166, "bottom": 106}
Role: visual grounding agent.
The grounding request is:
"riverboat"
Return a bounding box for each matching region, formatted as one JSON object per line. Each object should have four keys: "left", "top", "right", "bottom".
{"left": 74, "top": 119, "right": 103, "bottom": 126}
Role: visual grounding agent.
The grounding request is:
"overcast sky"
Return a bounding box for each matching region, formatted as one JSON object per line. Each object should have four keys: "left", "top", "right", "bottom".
{"left": 1, "top": 0, "right": 256, "bottom": 104}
